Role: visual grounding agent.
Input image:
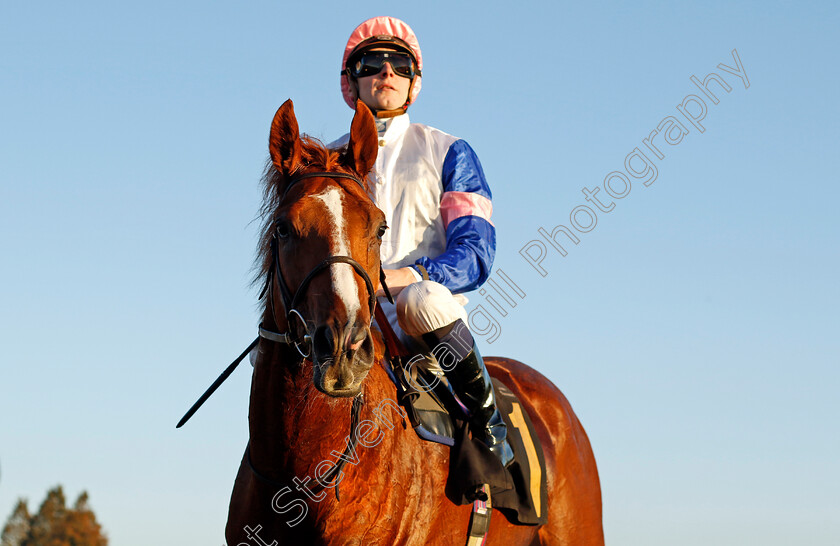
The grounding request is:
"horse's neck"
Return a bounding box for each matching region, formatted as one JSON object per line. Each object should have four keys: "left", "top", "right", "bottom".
{"left": 247, "top": 342, "right": 396, "bottom": 485}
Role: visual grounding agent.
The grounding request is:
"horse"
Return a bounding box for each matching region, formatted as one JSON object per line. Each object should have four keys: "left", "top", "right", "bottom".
{"left": 224, "top": 99, "right": 604, "bottom": 545}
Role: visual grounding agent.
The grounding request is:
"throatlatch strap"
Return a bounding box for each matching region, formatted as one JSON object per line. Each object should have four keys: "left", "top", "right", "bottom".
{"left": 466, "top": 484, "right": 492, "bottom": 546}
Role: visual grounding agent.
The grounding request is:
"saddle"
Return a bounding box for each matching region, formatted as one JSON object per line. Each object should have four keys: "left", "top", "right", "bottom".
{"left": 374, "top": 307, "right": 548, "bottom": 527}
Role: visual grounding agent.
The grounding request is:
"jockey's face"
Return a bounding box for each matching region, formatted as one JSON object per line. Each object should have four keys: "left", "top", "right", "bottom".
{"left": 354, "top": 48, "right": 412, "bottom": 112}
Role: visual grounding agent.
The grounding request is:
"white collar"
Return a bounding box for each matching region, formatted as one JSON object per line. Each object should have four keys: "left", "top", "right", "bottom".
{"left": 376, "top": 113, "right": 410, "bottom": 144}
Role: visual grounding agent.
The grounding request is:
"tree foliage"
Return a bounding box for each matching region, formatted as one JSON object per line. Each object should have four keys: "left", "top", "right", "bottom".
{"left": 0, "top": 501, "right": 29, "bottom": 546}
{"left": 1, "top": 486, "right": 107, "bottom": 546}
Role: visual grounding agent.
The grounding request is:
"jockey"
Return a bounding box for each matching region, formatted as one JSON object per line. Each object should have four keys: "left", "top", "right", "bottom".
{"left": 332, "top": 16, "right": 513, "bottom": 467}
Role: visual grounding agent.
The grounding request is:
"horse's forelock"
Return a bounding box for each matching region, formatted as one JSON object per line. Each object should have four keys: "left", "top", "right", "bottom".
{"left": 252, "top": 134, "right": 373, "bottom": 297}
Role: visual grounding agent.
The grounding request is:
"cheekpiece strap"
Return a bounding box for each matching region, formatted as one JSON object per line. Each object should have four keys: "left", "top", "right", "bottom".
{"left": 258, "top": 324, "right": 292, "bottom": 344}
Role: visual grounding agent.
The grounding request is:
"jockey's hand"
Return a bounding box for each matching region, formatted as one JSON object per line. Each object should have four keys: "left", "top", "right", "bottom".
{"left": 376, "top": 267, "right": 419, "bottom": 298}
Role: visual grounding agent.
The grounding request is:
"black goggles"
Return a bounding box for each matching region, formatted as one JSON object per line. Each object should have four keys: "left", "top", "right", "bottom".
{"left": 347, "top": 50, "right": 418, "bottom": 79}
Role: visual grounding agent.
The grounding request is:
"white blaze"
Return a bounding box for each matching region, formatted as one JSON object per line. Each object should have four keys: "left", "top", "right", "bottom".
{"left": 314, "top": 187, "right": 361, "bottom": 325}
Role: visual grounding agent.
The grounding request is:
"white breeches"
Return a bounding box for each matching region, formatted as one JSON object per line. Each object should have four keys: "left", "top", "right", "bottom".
{"left": 386, "top": 280, "right": 468, "bottom": 341}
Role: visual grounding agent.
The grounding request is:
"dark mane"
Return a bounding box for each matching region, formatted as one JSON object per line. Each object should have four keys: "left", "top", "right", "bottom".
{"left": 252, "top": 134, "right": 370, "bottom": 298}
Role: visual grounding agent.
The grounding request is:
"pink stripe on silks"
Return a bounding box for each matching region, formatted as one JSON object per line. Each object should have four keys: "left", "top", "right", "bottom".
{"left": 440, "top": 191, "right": 494, "bottom": 228}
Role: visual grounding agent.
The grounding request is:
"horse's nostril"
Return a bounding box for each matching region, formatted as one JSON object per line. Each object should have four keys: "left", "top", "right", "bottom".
{"left": 346, "top": 325, "right": 368, "bottom": 351}
{"left": 314, "top": 324, "right": 369, "bottom": 356}
{"left": 348, "top": 336, "right": 365, "bottom": 351}
{"left": 312, "top": 326, "right": 334, "bottom": 355}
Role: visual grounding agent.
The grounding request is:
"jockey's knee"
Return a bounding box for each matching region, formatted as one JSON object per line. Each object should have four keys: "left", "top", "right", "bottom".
{"left": 396, "top": 280, "right": 468, "bottom": 337}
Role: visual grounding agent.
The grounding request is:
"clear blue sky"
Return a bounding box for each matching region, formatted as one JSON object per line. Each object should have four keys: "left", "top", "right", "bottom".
{"left": 2, "top": 1, "right": 838, "bottom": 544}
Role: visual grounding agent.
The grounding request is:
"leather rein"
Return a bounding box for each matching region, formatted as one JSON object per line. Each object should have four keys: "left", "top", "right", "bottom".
{"left": 177, "top": 169, "right": 394, "bottom": 502}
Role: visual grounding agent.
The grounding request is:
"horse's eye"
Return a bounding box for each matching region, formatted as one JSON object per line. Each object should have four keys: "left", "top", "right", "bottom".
{"left": 276, "top": 223, "right": 291, "bottom": 239}
{"left": 377, "top": 224, "right": 388, "bottom": 240}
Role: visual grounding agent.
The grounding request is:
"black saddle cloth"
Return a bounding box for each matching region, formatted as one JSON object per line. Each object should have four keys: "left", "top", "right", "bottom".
{"left": 448, "top": 378, "right": 548, "bottom": 525}
{"left": 384, "top": 361, "right": 548, "bottom": 526}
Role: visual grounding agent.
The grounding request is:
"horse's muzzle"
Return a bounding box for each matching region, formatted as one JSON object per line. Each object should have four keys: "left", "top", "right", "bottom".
{"left": 311, "top": 322, "right": 375, "bottom": 397}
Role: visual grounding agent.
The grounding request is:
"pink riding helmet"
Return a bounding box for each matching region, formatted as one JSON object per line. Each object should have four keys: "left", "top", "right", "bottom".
{"left": 340, "top": 16, "right": 423, "bottom": 110}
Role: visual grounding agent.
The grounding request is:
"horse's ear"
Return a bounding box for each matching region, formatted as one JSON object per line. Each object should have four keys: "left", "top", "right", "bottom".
{"left": 269, "top": 99, "right": 302, "bottom": 176}
{"left": 344, "top": 100, "right": 378, "bottom": 177}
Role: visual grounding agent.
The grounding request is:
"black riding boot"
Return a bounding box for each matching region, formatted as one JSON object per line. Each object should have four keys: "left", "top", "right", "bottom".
{"left": 422, "top": 320, "right": 514, "bottom": 467}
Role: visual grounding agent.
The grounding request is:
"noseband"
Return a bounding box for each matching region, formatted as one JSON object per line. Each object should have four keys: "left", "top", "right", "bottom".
{"left": 177, "top": 170, "right": 392, "bottom": 500}
{"left": 259, "top": 171, "right": 391, "bottom": 357}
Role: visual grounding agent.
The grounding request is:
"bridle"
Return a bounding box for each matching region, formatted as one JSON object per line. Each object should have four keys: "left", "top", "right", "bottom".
{"left": 258, "top": 170, "right": 390, "bottom": 357}
{"left": 249, "top": 169, "right": 394, "bottom": 500}
{"left": 177, "top": 169, "right": 394, "bottom": 501}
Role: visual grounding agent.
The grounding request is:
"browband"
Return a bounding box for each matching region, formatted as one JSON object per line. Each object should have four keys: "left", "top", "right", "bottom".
{"left": 280, "top": 171, "right": 367, "bottom": 202}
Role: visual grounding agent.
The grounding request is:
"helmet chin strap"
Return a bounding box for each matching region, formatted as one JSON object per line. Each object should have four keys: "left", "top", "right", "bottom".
{"left": 373, "top": 107, "right": 406, "bottom": 119}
